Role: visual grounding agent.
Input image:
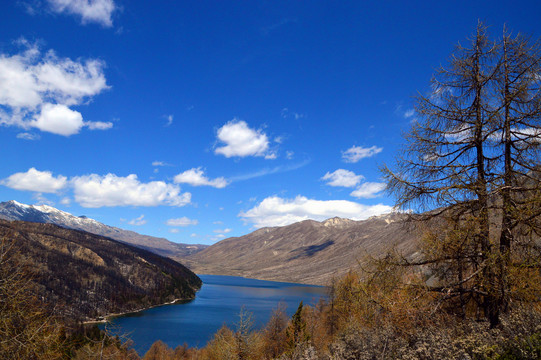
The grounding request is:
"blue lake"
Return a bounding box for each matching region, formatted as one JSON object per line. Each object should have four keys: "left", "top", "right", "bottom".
{"left": 101, "top": 274, "right": 328, "bottom": 355}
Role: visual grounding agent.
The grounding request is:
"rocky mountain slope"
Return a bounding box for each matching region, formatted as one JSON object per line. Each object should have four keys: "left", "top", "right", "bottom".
{"left": 0, "top": 219, "right": 202, "bottom": 321}
{"left": 184, "top": 213, "right": 419, "bottom": 286}
{"left": 0, "top": 200, "right": 207, "bottom": 257}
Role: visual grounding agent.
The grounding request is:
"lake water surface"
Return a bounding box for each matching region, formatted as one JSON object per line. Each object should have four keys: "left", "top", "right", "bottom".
{"left": 102, "top": 274, "right": 327, "bottom": 355}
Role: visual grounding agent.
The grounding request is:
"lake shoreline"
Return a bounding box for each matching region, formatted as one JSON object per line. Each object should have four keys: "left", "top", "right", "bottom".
{"left": 100, "top": 274, "right": 328, "bottom": 354}
{"left": 194, "top": 272, "right": 328, "bottom": 288}
{"left": 84, "top": 293, "right": 199, "bottom": 325}
{"left": 86, "top": 274, "right": 325, "bottom": 325}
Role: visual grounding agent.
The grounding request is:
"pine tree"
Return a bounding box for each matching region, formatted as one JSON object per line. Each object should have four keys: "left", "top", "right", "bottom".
{"left": 383, "top": 22, "right": 541, "bottom": 327}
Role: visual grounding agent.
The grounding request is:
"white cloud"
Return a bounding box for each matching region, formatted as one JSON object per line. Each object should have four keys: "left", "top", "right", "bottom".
{"left": 350, "top": 182, "right": 387, "bottom": 199}
{"left": 322, "top": 169, "right": 364, "bottom": 188}
{"left": 342, "top": 145, "right": 383, "bottom": 163}
{"left": 239, "top": 195, "right": 393, "bottom": 228}
{"left": 0, "top": 40, "right": 110, "bottom": 136}
{"left": 85, "top": 121, "right": 113, "bottom": 130}
{"left": 404, "top": 109, "right": 415, "bottom": 118}
{"left": 16, "top": 132, "right": 40, "bottom": 140}
{"left": 1, "top": 168, "right": 67, "bottom": 193}
{"left": 60, "top": 197, "right": 71, "bottom": 205}
{"left": 169, "top": 228, "right": 180, "bottom": 233}
{"left": 128, "top": 214, "right": 147, "bottom": 226}
{"left": 32, "top": 192, "right": 54, "bottom": 206}
{"left": 215, "top": 119, "right": 274, "bottom": 158}
{"left": 174, "top": 167, "right": 228, "bottom": 188}
{"left": 488, "top": 127, "right": 541, "bottom": 144}
{"left": 152, "top": 161, "right": 172, "bottom": 167}
{"left": 165, "top": 114, "right": 173, "bottom": 126}
{"left": 513, "top": 127, "right": 541, "bottom": 143}
{"left": 71, "top": 173, "right": 191, "bottom": 208}
{"left": 166, "top": 217, "right": 198, "bottom": 227}
{"left": 47, "top": 0, "right": 117, "bottom": 27}
{"left": 32, "top": 103, "right": 83, "bottom": 136}
{"left": 213, "top": 228, "right": 232, "bottom": 234}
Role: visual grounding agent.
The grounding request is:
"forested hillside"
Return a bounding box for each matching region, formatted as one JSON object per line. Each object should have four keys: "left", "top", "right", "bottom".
{"left": 0, "top": 219, "right": 201, "bottom": 321}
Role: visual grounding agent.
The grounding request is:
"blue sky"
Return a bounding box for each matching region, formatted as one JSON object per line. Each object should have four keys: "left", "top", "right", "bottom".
{"left": 1, "top": 1, "right": 540, "bottom": 245}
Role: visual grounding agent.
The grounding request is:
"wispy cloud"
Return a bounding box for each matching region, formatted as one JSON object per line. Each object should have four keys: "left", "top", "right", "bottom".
{"left": 280, "top": 107, "right": 304, "bottom": 120}
{"left": 261, "top": 18, "right": 297, "bottom": 35}
{"left": 404, "top": 109, "right": 415, "bottom": 119}
{"left": 16, "top": 132, "right": 40, "bottom": 140}
{"left": 152, "top": 161, "right": 173, "bottom": 167}
{"left": 128, "top": 214, "right": 147, "bottom": 226}
{"left": 166, "top": 217, "right": 198, "bottom": 227}
{"left": 164, "top": 114, "right": 173, "bottom": 126}
{"left": 229, "top": 159, "right": 311, "bottom": 182}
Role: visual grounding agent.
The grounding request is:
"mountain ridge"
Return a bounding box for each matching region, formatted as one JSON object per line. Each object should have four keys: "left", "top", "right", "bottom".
{"left": 0, "top": 200, "right": 207, "bottom": 258}
{"left": 184, "top": 212, "right": 418, "bottom": 286}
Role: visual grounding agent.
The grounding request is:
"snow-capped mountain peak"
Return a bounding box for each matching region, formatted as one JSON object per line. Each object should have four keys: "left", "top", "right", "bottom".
{"left": 0, "top": 200, "right": 207, "bottom": 257}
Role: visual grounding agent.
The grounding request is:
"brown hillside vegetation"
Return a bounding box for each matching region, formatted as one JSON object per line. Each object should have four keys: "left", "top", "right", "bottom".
{"left": 0, "top": 219, "right": 201, "bottom": 322}
{"left": 137, "top": 263, "right": 541, "bottom": 360}
{"left": 184, "top": 213, "right": 418, "bottom": 285}
{"left": 3, "top": 234, "right": 540, "bottom": 360}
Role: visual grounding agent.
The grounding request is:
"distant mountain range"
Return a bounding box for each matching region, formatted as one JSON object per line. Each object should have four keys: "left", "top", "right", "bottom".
{"left": 184, "top": 213, "right": 419, "bottom": 286}
{"left": 0, "top": 200, "right": 207, "bottom": 258}
{"left": 0, "top": 219, "right": 201, "bottom": 321}
{"left": 0, "top": 200, "right": 420, "bottom": 287}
